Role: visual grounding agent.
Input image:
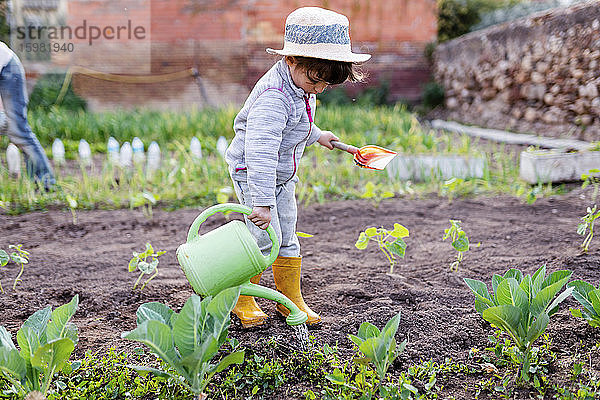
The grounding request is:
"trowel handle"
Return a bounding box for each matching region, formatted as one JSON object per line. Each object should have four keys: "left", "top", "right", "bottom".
{"left": 186, "top": 203, "right": 280, "bottom": 266}
{"left": 332, "top": 141, "right": 359, "bottom": 154}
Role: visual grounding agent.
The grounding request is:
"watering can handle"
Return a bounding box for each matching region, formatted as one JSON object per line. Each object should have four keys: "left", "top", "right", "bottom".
{"left": 186, "top": 203, "right": 280, "bottom": 266}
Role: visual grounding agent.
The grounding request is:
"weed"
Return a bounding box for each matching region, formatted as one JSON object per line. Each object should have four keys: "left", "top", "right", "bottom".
{"left": 567, "top": 280, "right": 600, "bottom": 327}
{"left": 7, "top": 244, "right": 30, "bottom": 290}
{"left": 581, "top": 169, "right": 600, "bottom": 203}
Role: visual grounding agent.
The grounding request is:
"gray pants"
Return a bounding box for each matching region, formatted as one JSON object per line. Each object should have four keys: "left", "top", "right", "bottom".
{"left": 232, "top": 177, "right": 300, "bottom": 258}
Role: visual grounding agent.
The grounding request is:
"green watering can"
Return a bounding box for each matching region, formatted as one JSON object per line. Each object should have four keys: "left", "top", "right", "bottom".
{"left": 176, "top": 203, "right": 308, "bottom": 326}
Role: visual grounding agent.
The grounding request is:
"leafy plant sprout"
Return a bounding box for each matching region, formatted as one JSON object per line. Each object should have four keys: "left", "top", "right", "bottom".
{"left": 65, "top": 194, "right": 78, "bottom": 225}
{"left": 567, "top": 279, "right": 600, "bottom": 327}
{"left": 355, "top": 223, "right": 409, "bottom": 274}
{"left": 581, "top": 168, "right": 600, "bottom": 202}
{"left": 441, "top": 177, "right": 464, "bottom": 204}
{"left": 442, "top": 219, "right": 469, "bottom": 271}
{"left": 128, "top": 242, "right": 166, "bottom": 290}
{"left": 9, "top": 244, "right": 30, "bottom": 290}
{"left": 578, "top": 205, "right": 600, "bottom": 252}
{"left": 129, "top": 191, "right": 158, "bottom": 219}
{"left": 464, "top": 265, "right": 573, "bottom": 382}
{"left": 360, "top": 181, "right": 395, "bottom": 208}
{"left": 0, "top": 249, "right": 8, "bottom": 293}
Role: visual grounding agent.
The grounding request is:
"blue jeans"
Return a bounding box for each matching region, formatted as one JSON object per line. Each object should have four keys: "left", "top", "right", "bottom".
{"left": 0, "top": 56, "right": 55, "bottom": 187}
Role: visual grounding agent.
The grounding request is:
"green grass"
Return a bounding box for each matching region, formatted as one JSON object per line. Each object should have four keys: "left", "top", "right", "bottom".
{"left": 0, "top": 105, "right": 559, "bottom": 215}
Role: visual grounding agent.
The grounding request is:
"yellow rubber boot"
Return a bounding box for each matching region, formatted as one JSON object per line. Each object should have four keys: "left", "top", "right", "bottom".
{"left": 232, "top": 272, "right": 268, "bottom": 328}
{"left": 272, "top": 256, "right": 321, "bottom": 324}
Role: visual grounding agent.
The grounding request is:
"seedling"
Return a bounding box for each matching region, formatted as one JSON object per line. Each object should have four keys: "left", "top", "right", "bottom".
{"left": 0, "top": 295, "right": 79, "bottom": 397}
{"left": 360, "top": 181, "right": 394, "bottom": 207}
{"left": 65, "top": 194, "right": 78, "bottom": 225}
{"left": 129, "top": 191, "right": 158, "bottom": 219}
{"left": 128, "top": 242, "right": 166, "bottom": 290}
{"left": 581, "top": 169, "right": 600, "bottom": 202}
{"left": 122, "top": 288, "right": 244, "bottom": 400}
{"left": 441, "top": 177, "right": 464, "bottom": 203}
{"left": 355, "top": 224, "right": 409, "bottom": 274}
{"left": 442, "top": 219, "right": 469, "bottom": 271}
{"left": 0, "top": 249, "right": 8, "bottom": 293}
{"left": 9, "top": 244, "right": 29, "bottom": 290}
{"left": 567, "top": 280, "right": 600, "bottom": 327}
{"left": 577, "top": 205, "right": 600, "bottom": 252}
{"left": 347, "top": 312, "right": 405, "bottom": 395}
{"left": 464, "top": 265, "right": 573, "bottom": 381}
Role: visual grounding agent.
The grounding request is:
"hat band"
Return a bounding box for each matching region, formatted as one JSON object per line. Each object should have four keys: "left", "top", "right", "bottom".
{"left": 285, "top": 23, "right": 350, "bottom": 45}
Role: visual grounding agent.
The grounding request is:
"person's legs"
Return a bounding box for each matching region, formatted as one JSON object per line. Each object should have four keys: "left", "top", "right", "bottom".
{"left": 0, "top": 57, "right": 55, "bottom": 188}
{"left": 271, "top": 178, "right": 321, "bottom": 324}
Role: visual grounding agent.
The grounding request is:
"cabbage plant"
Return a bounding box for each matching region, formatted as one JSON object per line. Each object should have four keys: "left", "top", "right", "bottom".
{"left": 464, "top": 266, "right": 573, "bottom": 380}
{"left": 567, "top": 280, "right": 600, "bottom": 327}
{"left": 0, "top": 295, "right": 79, "bottom": 397}
{"left": 122, "top": 287, "right": 244, "bottom": 399}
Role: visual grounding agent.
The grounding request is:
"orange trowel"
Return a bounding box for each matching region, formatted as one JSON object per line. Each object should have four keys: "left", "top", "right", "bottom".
{"left": 332, "top": 141, "right": 397, "bottom": 170}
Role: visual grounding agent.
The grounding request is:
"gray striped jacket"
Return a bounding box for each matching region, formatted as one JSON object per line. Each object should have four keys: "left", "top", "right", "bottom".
{"left": 225, "top": 59, "right": 323, "bottom": 207}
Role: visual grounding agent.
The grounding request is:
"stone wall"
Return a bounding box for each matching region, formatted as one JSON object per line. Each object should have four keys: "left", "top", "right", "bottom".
{"left": 433, "top": 2, "right": 600, "bottom": 141}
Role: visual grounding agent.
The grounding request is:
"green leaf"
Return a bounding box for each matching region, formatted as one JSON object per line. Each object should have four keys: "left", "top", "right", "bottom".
{"left": 0, "top": 327, "right": 15, "bottom": 350}
{"left": 0, "top": 347, "right": 26, "bottom": 381}
{"left": 452, "top": 231, "right": 469, "bottom": 252}
{"left": 383, "top": 312, "right": 401, "bottom": 338}
{"left": 296, "top": 231, "right": 314, "bottom": 238}
{"left": 121, "top": 320, "right": 181, "bottom": 373}
{"left": 386, "top": 239, "right": 406, "bottom": 258}
{"left": 531, "top": 274, "right": 572, "bottom": 317}
{"left": 325, "top": 369, "right": 347, "bottom": 385}
{"left": 482, "top": 305, "right": 522, "bottom": 347}
{"left": 173, "top": 295, "right": 210, "bottom": 359}
{"left": 356, "top": 322, "right": 380, "bottom": 340}
{"left": 0, "top": 250, "right": 9, "bottom": 267}
{"left": 464, "top": 278, "right": 492, "bottom": 301}
{"left": 390, "top": 224, "right": 409, "bottom": 238}
{"left": 16, "top": 326, "right": 40, "bottom": 362}
{"left": 137, "top": 302, "right": 175, "bottom": 326}
{"left": 504, "top": 269, "right": 523, "bottom": 283}
{"left": 526, "top": 312, "right": 549, "bottom": 345}
{"left": 31, "top": 338, "right": 75, "bottom": 378}
{"left": 128, "top": 257, "right": 139, "bottom": 272}
{"left": 355, "top": 232, "right": 369, "bottom": 250}
{"left": 207, "top": 287, "right": 240, "bottom": 339}
{"left": 365, "top": 227, "right": 378, "bottom": 237}
{"left": 520, "top": 275, "right": 534, "bottom": 303}
{"left": 589, "top": 289, "right": 600, "bottom": 316}
{"left": 495, "top": 278, "right": 528, "bottom": 317}
{"left": 138, "top": 260, "right": 158, "bottom": 274}
{"left": 577, "top": 223, "right": 588, "bottom": 235}
{"left": 546, "top": 286, "right": 574, "bottom": 316}
{"left": 46, "top": 295, "right": 79, "bottom": 343}
{"left": 22, "top": 307, "right": 51, "bottom": 337}
{"left": 542, "top": 270, "right": 573, "bottom": 289}
{"left": 127, "top": 364, "right": 173, "bottom": 379}
{"left": 213, "top": 350, "right": 244, "bottom": 373}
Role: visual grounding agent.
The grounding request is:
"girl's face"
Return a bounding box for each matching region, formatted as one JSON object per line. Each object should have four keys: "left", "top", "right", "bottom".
{"left": 286, "top": 58, "right": 328, "bottom": 95}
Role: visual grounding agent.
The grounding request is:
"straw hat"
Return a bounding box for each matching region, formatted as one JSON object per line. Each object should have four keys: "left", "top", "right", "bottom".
{"left": 266, "top": 7, "right": 371, "bottom": 63}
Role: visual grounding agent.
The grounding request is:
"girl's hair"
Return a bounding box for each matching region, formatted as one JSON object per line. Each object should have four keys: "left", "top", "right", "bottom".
{"left": 286, "top": 56, "right": 365, "bottom": 85}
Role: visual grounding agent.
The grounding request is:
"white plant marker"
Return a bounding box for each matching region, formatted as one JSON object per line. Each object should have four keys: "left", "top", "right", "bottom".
{"left": 146, "top": 141, "right": 161, "bottom": 175}
{"left": 190, "top": 136, "right": 202, "bottom": 159}
{"left": 120, "top": 141, "right": 133, "bottom": 168}
{"left": 216, "top": 136, "right": 228, "bottom": 157}
{"left": 52, "top": 138, "right": 65, "bottom": 165}
{"left": 78, "top": 139, "right": 92, "bottom": 166}
{"left": 107, "top": 136, "right": 120, "bottom": 164}
{"left": 6, "top": 143, "right": 20, "bottom": 176}
{"left": 132, "top": 136, "right": 145, "bottom": 165}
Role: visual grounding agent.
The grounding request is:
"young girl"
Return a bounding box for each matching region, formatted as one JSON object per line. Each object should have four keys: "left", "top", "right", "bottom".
{"left": 225, "top": 6, "right": 370, "bottom": 328}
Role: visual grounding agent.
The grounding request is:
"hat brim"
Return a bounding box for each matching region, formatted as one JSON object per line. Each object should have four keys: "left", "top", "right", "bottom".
{"left": 266, "top": 47, "right": 371, "bottom": 63}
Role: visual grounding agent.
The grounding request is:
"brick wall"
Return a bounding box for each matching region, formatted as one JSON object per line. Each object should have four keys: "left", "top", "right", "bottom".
{"left": 56, "top": 0, "right": 437, "bottom": 110}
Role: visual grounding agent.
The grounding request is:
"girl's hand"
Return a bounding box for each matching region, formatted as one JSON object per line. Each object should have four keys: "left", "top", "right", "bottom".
{"left": 249, "top": 206, "right": 271, "bottom": 230}
{"left": 317, "top": 131, "right": 339, "bottom": 150}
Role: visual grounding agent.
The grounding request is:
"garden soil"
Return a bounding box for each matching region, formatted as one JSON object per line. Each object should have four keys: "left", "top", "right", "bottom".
{"left": 1, "top": 190, "right": 599, "bottom": 399}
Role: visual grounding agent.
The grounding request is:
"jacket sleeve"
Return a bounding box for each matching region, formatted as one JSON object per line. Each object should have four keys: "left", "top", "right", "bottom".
{"left": 307, "top": 123, "right": 323, "bottom": 146}
{"left": 245, "top": 89, "right": 290, "bottom": 207}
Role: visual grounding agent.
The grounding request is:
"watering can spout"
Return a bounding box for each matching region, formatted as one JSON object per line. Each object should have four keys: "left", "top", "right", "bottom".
{"left": 177, "top": 203, "right": 308, "bottom": 326}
